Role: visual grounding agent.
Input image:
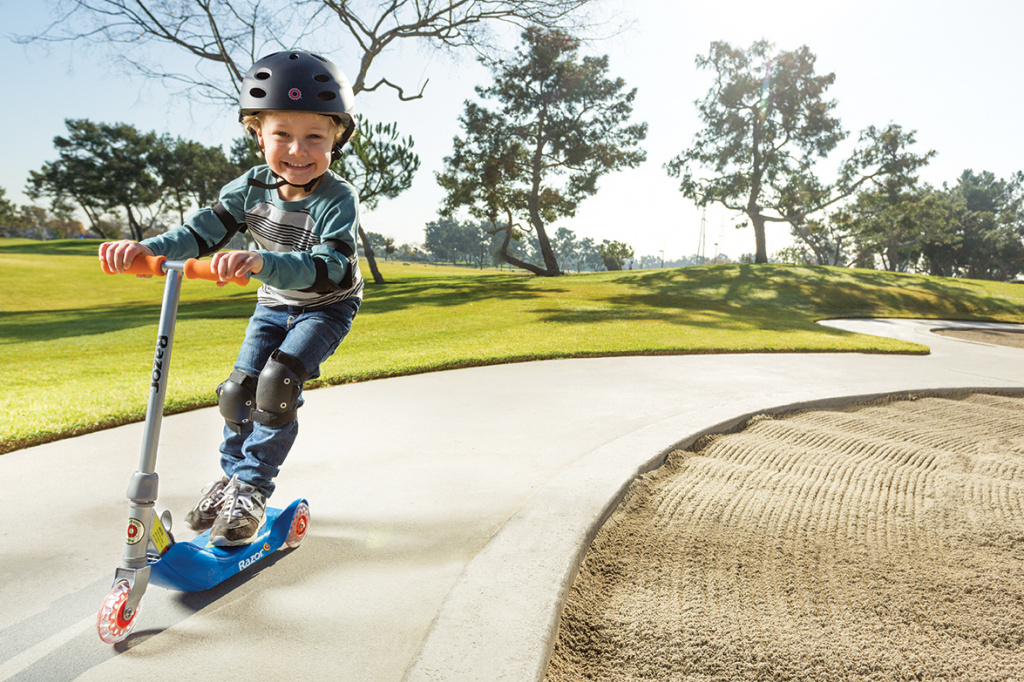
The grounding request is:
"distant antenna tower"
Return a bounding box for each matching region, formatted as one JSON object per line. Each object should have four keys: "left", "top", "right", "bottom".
{"left": 697, "top": 207, "right": 707, "bottom": 262}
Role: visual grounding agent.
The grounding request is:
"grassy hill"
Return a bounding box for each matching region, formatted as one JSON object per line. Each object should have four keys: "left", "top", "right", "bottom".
{"left": 3, "top": 238, "right": 1024, "bottom": 454}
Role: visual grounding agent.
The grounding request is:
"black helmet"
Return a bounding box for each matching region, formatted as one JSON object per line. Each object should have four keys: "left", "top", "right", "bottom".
{"left": 239, "top": 50, "right": 357, "bottom": 155}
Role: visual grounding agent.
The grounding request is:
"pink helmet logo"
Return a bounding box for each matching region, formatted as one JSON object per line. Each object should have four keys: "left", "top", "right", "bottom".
{"left": 288, "top": 88, "right": 302, "bottom": 101}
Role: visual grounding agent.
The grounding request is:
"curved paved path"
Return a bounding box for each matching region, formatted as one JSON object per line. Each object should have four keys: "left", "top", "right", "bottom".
{"left": 1, "top": 319, "right": 1023, "bottom": 681}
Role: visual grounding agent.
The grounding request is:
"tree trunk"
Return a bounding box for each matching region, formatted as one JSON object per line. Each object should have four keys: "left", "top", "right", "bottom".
{"left": 749, "top": 211, "right": 769, "bottom": 264}
{"left": 526, "top": 110, "right": 561, "bottom": 276}
{"left": 830, "top": 239, "right": 844, "bottom": 267}
{"left": 789, "top": 219, "right": 830, "bottom": 266}
{"left": 81, "top": 205, "right": 110, "bottom": 239}
{"left": 493, "top": 213, "right": 557, "bottom": 276}
{"left": 125, "top": 205, "right": 144, "bottom": 242}
{"left": 748, "top": 114, "right": 768, "bottom": 264}
{"left": 885, "top": 239, "right": 901, "bottom": 272}
{"left": 530, "top": 222, "right": 561, "bottom": 275}
{"left": 358, "top": 225, "right": 385, "bottom": 284}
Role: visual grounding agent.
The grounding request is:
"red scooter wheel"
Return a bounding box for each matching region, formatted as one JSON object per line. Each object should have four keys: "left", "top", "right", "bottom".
{"left": 96, "top": 579, "right": 141, "bottom": 644}
{"left": 285, "top": 502, "right": 310, "bottom": 548}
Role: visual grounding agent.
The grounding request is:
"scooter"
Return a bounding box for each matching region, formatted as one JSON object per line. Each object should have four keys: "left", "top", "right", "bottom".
{"left": 96, "top": 255, "right": 310, "bottom": 644}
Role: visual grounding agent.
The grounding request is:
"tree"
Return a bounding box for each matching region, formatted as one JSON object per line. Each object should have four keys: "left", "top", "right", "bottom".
{"left": 423, "top": 217, "right": 496, "bottom": 266}
{"left": 27, "top": 119, "right": 165, "bottom": 240}
{"left": 666, "top": 41, "right": 906, "bottom": 264}
{"left": 599, "top": 240, "right": 634, "bottom": 271}
{"left": 955, "top": 170, "right": 1024, "bottom": 279}
{"left": 0, "top": 187, "right": 18, "bottom": 233}
{"left": 27, "top": 120, "right": 251, "bottom": 241}
{"left": 839, "top": 187, "right": 949, "bottom": 272}
{"left": 437, "top": 101, "right": 531, "bottom": 267}
{"left": 828, "top": 126, "right": 939, "bottom": 271}
{"left": 462, "top": 220, "right": 501, "bottom": 268}
{"left": 923, "top": 170, "right": 1024, "bottom": 280}
{"left": 364, "top": 231, "right": 396, "bottom": 262}
{"left": 786, "top": 215, "right": 849, "bottom": 266}
{"left": 14, "top": 205, "right": 86, "bottom": 239}
{"left": 552, "top": 227, "right": 582, "bottom": 272}
{"left": 153, "top": 136, "right": 241, "bottom": 223}
{"left": 381, "top": 236, "right": 397, "bottom": 262}
{"left": 230, "top": 136, "right": 264, "bottom": 170}
{"left": 438, "top": 27, "right": 647, "bottom": 276}
{"left": 395, "top": 242, "right": 427, "bottom": 262}
{"left": 423, "top": 217, "right": 461, "bottom": 263}
{"left": 790, "top": 125, "right": 937, "bottom": 269}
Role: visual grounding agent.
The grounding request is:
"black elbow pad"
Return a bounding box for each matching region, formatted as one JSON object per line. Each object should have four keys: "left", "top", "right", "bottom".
{"left": 300, "top": 257, "right": 343, "bottom": 293}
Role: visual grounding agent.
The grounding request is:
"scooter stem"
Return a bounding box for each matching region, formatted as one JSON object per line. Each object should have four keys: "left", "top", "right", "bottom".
{"left": 138, "top": 266, "right": 183, "bottom": 476}
{"left": 117, "top": 265, "right": 183, "bottom": 614}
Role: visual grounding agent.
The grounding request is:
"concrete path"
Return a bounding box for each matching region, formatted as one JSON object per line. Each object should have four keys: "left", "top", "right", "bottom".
{"left": 2, "top": 319, "right": 1024, "bottom": 681}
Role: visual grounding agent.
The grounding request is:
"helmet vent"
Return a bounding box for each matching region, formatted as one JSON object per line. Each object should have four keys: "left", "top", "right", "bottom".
{"left": 314, "top": 74, "right": 330, "bottom": 83}
{"left": 317, "top": 91, "right": 336, "bottom": 101}
{"left": 289, "top": 53, "right": 301, "bottom": 60}
{"left": 255, "top": 70, "right": 272, "bottom": 81}
{"left": 249, "top": 87, "right": 267, "bottom": 99}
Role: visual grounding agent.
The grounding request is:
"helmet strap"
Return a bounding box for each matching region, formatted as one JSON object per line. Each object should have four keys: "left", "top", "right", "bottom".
{"left": 247, "top": 170, "right": 322, "bottom": 194}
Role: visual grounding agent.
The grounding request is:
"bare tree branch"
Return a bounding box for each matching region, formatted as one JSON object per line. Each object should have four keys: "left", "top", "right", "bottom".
{"left": 361, "top": 76, "right": 430, "bottom": 101}
{"left": 20, "top": 0, "right": 600, "bottom": 104}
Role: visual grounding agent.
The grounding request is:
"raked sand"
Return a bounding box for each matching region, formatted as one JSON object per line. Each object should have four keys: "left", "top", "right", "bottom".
{"left": 547, "top": 386, "right": 1024, "bottom": 680}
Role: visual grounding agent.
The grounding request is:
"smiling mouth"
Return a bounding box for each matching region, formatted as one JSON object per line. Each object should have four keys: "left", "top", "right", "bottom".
{"left": 283, "top": 161, "right": 315, "bottom": 171}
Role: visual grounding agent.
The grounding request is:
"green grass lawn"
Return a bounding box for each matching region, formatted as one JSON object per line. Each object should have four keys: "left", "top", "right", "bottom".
{"left": 4, "top": 237, "right": 1024, "bottom": 454}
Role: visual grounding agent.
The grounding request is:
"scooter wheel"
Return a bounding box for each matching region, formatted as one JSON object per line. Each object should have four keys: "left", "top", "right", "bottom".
{"left": 285, "top": 502, "right": 310, "bottom": 549}
{"left": 96, "top": 579, "right": 141, "bottom": 644}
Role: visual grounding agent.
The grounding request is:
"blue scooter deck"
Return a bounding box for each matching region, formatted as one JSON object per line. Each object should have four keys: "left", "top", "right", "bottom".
{"left": 148, "top": 498, "right": 307, "bottom": 592}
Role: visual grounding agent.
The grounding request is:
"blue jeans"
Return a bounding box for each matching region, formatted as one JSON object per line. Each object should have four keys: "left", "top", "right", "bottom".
{"left": 219, "top": 299, "right": 359, "bottom": 497}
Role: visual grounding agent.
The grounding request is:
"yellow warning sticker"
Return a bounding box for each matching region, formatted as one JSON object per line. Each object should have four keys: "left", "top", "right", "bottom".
{"left": 150, "top": 513, "right": 172, "bottom": 553}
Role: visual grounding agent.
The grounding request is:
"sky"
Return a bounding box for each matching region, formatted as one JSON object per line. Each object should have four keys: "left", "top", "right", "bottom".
{"left": 2, "top": 0, "right": 1022, "bottom": 262}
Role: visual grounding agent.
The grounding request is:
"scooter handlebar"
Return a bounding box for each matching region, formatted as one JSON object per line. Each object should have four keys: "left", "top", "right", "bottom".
{"left": 182, "top": 259, "right": 251, "bottom": 287}
{"left": 101, "top": 255, "right": 250, "bottom": 286}
{"left": 100, "top": 254, "right": 167, "bottom": 277}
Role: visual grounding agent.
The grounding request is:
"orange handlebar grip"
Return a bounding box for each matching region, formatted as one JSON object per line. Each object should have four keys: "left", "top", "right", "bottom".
{"left": 101, "top": 254, "right": 168, "bottom": 276}
{"left": 182, "top": 259, "right": 251, "bottom": 286}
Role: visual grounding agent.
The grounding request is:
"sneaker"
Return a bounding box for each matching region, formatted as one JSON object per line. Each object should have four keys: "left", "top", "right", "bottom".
{"left": 209, "top": 475, "right": 267, "bottom": 546}
{"left": 185, "top": 476, "right": 231, "bottom": 532}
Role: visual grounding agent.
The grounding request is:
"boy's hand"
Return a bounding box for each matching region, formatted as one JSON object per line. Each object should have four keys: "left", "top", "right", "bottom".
{"left": 210, "top": 250, "right": 264, "bottom": 286}
{"left": 98, "top": 240, "right": 155, "bottom": 275}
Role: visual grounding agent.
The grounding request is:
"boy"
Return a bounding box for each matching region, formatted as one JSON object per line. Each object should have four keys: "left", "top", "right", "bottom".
{"left": 99, "top": 50, "right": 363, "bottom": 546}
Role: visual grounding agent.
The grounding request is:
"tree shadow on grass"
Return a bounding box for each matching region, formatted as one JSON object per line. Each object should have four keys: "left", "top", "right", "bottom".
{"left": 9, "top": 263, "right": 1018, "bottom": 348}
{"left": 0, "top": 293, "right": 257, "bottom": 344}
{"left": 356, "top": 272, "right": 561, "bottom": 315}
{"left": 0, "top": 239, "right": 101, "bottom": 256}
{"left": 531, "top": 265, "right": 1024, "bottom": 331}
{"left": 1, "top": 273, "right": 558, "bottom": 344}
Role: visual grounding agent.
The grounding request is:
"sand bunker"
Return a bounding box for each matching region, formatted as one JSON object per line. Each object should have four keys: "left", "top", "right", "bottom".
{"left": 546, "top": 393, "right": 1024, "bottom": 681}
{"left": 933, "top": 328, "right": 1024, "bottom": 349}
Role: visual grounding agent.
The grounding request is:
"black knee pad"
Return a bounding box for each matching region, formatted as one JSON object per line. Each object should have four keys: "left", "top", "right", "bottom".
{"left": 252, "top": 350, "right": 309, "bottom": 428}
{"left": 217, "top": 370, "right": 258, "bottom": 433}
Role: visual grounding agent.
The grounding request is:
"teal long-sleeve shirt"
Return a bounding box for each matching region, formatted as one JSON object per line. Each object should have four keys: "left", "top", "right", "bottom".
{"left": 141, "top": 165, "right": 363, "bottom": 307}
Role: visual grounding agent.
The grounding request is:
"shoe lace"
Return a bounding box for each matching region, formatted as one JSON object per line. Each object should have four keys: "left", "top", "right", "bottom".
{"left": 198, "top": 480, "right": 228, "bottom": 512}
{"left": 223, "top": 478, "right": 264, "bottom": 519}
{"left": 229, "top": 493, "right": 256, "bottom": 517}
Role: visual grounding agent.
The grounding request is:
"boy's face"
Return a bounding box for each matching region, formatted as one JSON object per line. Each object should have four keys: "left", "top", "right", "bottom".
{"left": 256, "top": 111, "right": 336, "bottom": 197}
